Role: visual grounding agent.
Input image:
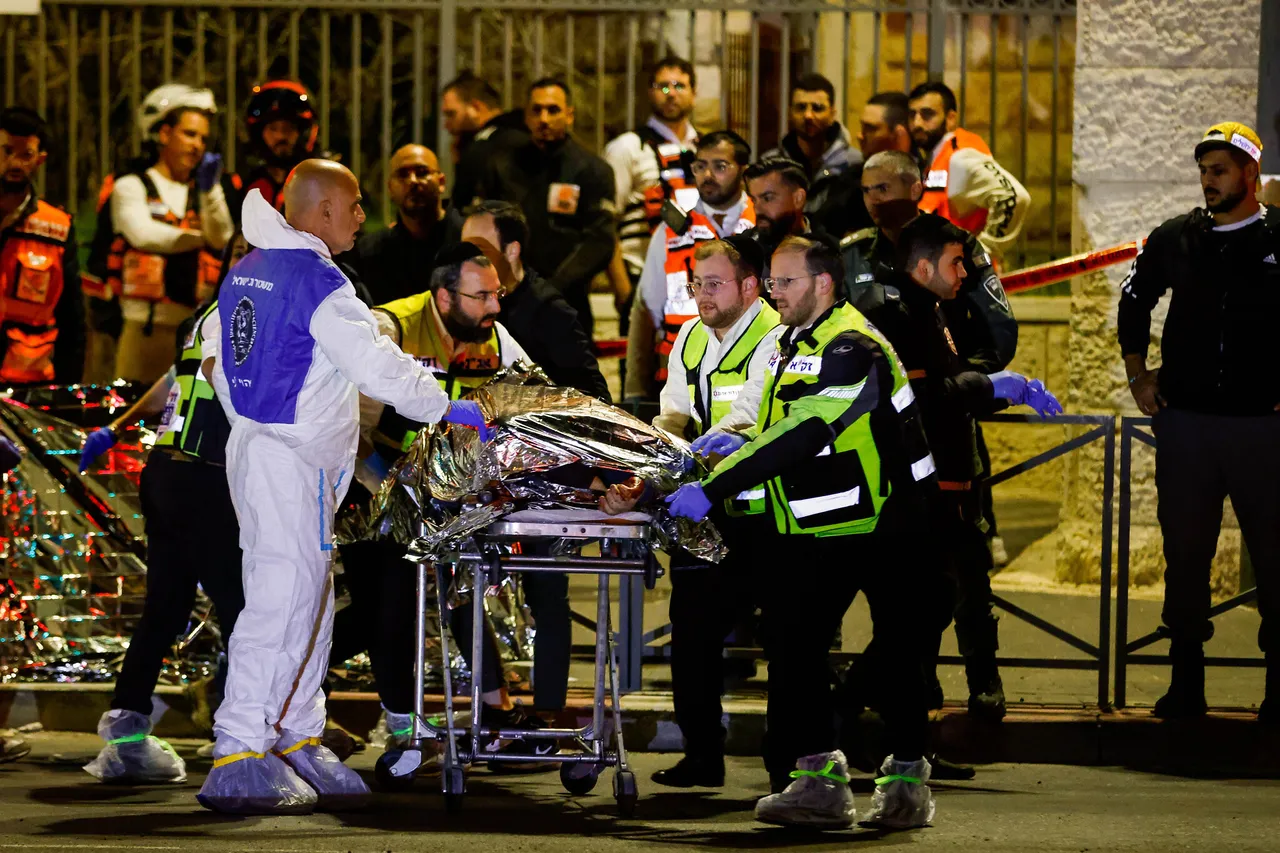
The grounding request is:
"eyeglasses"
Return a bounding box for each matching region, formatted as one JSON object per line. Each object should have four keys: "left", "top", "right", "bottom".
{"left": 690, "top": 161, "right": 735, "bottom": 178}
{"left": 651, "top": 83, "right": 690, "bottom": 94}
{"left": 453, "top": 288, "right": 504, "bottom": 304}
{"left": 684, "top": 277, "right": 738, "bottom": 298}
{"left": 762, "top": 274, "right": 814, "bottom": 295}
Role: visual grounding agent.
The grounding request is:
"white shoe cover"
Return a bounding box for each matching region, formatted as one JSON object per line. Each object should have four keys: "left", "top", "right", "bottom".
{"left": 276, "top": 732, "right": 371, "bottom": 811}
{"left": 196, "top": 737, "right": 317, "bottom": 815}
{"left": 863, "top": 755, "right": 935, "bottom": 829}
{"left": 84, "top": 709, "right": 186, "bottom": 784}
{"left": 754, "top": 750, "right": 856, "bottom": 829}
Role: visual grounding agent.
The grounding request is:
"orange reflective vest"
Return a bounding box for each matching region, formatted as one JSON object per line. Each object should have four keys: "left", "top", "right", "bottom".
{"left": 0, "top": 198, "right": 72, "bottom": 383}
{"left": 655, "top": 202, "right": 756, "bottom": 381}
{"left": 639, "top": 128, "right": 697, "bottom": 233}
{"left": 918, "top": 127, "right": 992, "bottom": 235}
{"left": 84, "top": 172, "right": 220, "bottom": 308}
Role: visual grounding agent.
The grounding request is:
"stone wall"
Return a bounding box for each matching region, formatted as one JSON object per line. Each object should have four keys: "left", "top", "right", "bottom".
{"left": 1062, "top": 0, "right": 1261, "bottom": 594}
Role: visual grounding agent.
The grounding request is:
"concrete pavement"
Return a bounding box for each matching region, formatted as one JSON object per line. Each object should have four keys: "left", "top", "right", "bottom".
{"left": 2, "top": 731, "right": 1279, "bottom": 852}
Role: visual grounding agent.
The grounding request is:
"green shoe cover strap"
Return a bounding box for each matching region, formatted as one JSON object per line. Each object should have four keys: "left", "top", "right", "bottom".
{"left": 875, "top": 773, "right": 923, "bottom": 786}
{"left": 107, "top": 732, "right": 149, "bottom": 745}
{"left": 789, "top": 760, "right": 850, "bottom": 784}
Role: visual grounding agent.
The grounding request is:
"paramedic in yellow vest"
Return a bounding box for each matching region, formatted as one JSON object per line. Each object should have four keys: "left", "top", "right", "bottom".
{"left": 907, "top": 82, "right": 1029, "bottom": 260}
{"left": 0, "top": 107, "right": 83, "bottom": 384}
{"left": 638, "top": 235, "right": 782, "bottom": 790}
{"left": 625, "top": 130, "right": 756, "bottom": 399}
{"left": 108, "top": 84, "right": 234, "bottom": 384}
{"left": 665, "top": 236, "right": 938, "bottom": 830}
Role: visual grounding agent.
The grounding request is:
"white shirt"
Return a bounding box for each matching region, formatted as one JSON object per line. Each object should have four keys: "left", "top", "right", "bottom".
{"left": 603, "top": 116, "right": 700, "bottom": 268}
{"left": 654, "top": 298, "right": 782, "bottom": 437}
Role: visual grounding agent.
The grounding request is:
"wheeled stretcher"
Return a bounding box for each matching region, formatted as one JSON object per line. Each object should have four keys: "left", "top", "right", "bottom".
{"left": 377, "top": 509, "right": 663, "bottom": 817}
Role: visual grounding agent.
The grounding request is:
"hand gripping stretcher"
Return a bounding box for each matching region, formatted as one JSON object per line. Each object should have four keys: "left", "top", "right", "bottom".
{"left": 375, "top": 508, "right": 663, "bottom": 817}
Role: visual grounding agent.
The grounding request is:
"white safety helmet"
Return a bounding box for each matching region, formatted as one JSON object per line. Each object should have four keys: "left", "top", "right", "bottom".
{"left": 138, "top": 84, "right": 218, "bottom": 143}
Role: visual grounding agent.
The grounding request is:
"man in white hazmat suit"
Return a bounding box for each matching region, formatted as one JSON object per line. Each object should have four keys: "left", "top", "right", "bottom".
{"left": 198, "top": 160, "right": 492, "bottom": 815}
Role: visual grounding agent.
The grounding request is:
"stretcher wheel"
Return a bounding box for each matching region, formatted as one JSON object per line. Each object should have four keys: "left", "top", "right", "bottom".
{"left": 442, "top": 765, "right": 465, "bottom": 814}
{"left": 373, "top": 749, "right": 416, "bottom": 791}
{"left": 560, "top": 762, "right": 600, "bottom": 796}
{"left": 613, "top": 769, "right": 638, "bottom": 818}
{"left": 643, "top": 553, "right": 660, "bottom": 590}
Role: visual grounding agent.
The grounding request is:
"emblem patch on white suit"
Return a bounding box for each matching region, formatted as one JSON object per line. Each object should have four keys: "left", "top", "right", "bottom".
{"left": 231, "top": 296, "right": 257, "bottom": 366}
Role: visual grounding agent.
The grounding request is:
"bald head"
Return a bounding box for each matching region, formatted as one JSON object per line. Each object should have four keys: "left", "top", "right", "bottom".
{"left": 387, "top": 144, "right": 443, "bottom": 222}
{"left": 283, "top": 158, "right": 366, "bottom": 254}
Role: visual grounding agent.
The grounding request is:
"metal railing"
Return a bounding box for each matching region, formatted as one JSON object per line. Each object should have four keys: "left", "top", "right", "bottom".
{"left": 1113, "top": 416, "right": 1265, "bottom": 709}
{"left": 2, "top": 0, "right": 1076, "bottom": 268}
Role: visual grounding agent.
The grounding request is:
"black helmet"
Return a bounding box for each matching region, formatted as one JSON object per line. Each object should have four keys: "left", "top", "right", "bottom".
{"left": 245, "top": 80, "right": 318, "bottom": 166}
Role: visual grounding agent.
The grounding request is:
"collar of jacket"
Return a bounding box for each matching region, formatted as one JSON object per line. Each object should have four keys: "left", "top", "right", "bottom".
{"left": 0, "top": 184, "right": 37, "bottom": 234}
{"left": 785, "top": 298, "right": 846, "bottom": 351}
{"left": 781, "top": 123, "right": 848, "bottom": 170}
{"left": 241, "top": 188, "right": 332, "bottom": 257}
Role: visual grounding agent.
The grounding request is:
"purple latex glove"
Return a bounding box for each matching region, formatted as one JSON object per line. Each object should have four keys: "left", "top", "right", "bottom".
{"left": 1023, "top": 379, "right": 1064, "bottom": 418}
{"left": 987, "top": 370, "right": 1029, "bottom": 404}
{"left": 195, "top": 153, "right": 223, "bottom": 193}
{"left": 442, "top": 400, "right": 494, "bottom": 442}
{"left": 79, "top": 427, "right": 117, "bottom": 473}
{"left": 0, "top": 436, "right": 21, "bottom": 473}
{"left": 665, "top": 482, "right": 712, "bottom": 521}
{"left": 689, "top": 431, "right": 747, "bottom": 458}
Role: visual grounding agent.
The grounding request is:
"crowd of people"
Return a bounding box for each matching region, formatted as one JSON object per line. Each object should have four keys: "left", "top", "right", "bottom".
{"left": 0, "top": 52, "right": 1273, "bottom": 830}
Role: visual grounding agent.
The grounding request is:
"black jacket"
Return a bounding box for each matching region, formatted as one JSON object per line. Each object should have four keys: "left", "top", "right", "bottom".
{"left": 841, "top": 213, "right": 1018, "bottom": 373}
{"left": 743, "top": 219, "right": 837, "bottom": 281}
{"left": 814, "top": 162, "right": 874, "bottom": 240}
{"left": 475, "top": 136, "right": 616, "bottom": 304}
{"left": 498, "top": 267, "right": 612, "bottom": 402}
{"left": 338, "top": 214, "right": 448, "bottom": 306}
{"left": 856, "top": 272, "right": 995, "bottom": 482}
{"left": 1118, "top": 205, "right": 1280, "bottom": 415}
{"left": 451, "top": 110, "right": 529, "bottom": 212}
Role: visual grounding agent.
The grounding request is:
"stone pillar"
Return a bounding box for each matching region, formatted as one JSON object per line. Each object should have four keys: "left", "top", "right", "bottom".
{"left": 1061, "top": 0, "right": 1262, "bottom": 591}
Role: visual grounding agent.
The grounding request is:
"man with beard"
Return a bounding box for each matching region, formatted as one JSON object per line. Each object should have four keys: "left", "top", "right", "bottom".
{"left": 475, "top": 79, "right": 614, "bottom": 332}
{"left": 445, "top": 71, "right": 529, "bottom": 213}
{"left": 0, "top": 107, "right": 83, "bottom": 386}
{"left": 907, "top": 82, "right": 1028, "bottom": 261}
{"left": 1118, "top": 122, "right": 1280, "bottom": 725}
{"left": 242, "top": 81, "right": 319, "bottom": 209}
{"left": 742, "top": 156, "right": 834, "bottom": 279}
{"left": 627, "top": 130, "right": 755, "bottom": 396}
{"left": 461, "top": 199, "right": 610, "bottom": 400}
{"left": 820, "top": 92, "right": 914, "bottom": 241}
{"left": 341, "top": 144, "right": 448, "bottom": 304}
{"left": 762, "top": 74, "right": 862, "bottom": 237}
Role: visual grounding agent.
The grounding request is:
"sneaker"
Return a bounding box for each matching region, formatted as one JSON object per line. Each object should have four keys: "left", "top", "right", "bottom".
{"left": 651, "top": 754, "right": 725, "bottom": 788}
{"left": 990, "top": 536, "right": 1009, "bottom": 568}
{"left": 1153, "top": 687, "right": 1208, "bottom": 719}
{"left": 966, "top": 670, "right": 1007, "bottom": 722}
{"left": 0, "top": 735, "right": 30, "bottom": 764}
{"left": 754, "top": 750, "right": 856, "bottom": 829}
{"left": 861, "top": 755, "right": 935, "bottom": 829}
{"left": 483, "top": 705, "right": 557, "bottom": 773}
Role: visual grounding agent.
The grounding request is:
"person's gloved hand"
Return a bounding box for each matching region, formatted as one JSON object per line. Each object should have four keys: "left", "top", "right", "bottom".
{"left": 442, "top": 400, "right": 494, "bottom": 442}
{"left": 665, "top": 482, "right": 712, "bottom": 521}
{"left": 689, "top": 431, "right": 747, "bottom": 458}
{"left": 79, "top": 427, "right": 117, "bottom": 473}
{"left": 1023, "top": 379, "right": 1064, "bottom": 419}
{"left": 987, "top": 370, "right": 1029, "bottom": 405}
{"left": 194, "top": 153, "right": 223, "bottom": 193}
{"left": 0, "top": 436, "right": 21, "bottom": 473}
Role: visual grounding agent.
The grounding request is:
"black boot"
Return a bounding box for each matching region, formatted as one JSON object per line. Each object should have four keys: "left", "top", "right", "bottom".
{"left": 651, "top": 754, "right": 725, "bottom": 788}
{"left": 965, "top": 654, "right": 1006, "bottom": 721}
{"left": 1259, "top": 658, "right": 1277, "bottom": 726}
{"left": 928, "top": 753, "right": 976, "bottom": 781}
{"left": 1153, "top": 642, "right": 1208, "bottom": 719}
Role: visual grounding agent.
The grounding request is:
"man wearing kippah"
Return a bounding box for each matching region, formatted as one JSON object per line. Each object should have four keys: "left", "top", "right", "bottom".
{"left": 1118, "top": 122, "right": 1279, "bottom": 725}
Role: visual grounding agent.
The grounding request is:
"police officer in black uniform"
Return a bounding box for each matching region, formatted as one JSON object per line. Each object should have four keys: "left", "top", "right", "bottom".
{"left": 1118, "top": 122, "right": 1280, "bottom": 724}
{"left": 474, "top": 77, "right": 615, "bottom": 332}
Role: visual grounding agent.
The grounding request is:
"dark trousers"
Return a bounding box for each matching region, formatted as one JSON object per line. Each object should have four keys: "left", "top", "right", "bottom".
{"left": 668, "top": 546, "right": 759, "bottom": 759}
{"left": 112, "top": 451, "right": 244, "bottom": 715}
{"left": 1154, "top": 408, "right": 1280, "bottom": 655}
{"left": 760, "top": 524, "right": 929, "bottom": 785}
{"left": 976, "top": 423, "right": 998, "bottom": 538}
{"left": 939, "top": 487, "right": 998, "bottom": 658}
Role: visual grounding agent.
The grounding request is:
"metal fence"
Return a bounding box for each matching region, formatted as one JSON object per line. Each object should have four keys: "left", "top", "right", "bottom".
{"left": 2, "top": 0, "right": 1075, "bottom": 266}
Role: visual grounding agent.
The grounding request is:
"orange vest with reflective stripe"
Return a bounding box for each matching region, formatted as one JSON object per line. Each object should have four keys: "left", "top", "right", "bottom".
{"left": 655, "top": 202, "right": 755, "bottom": 381}
{"left": 0, "top": 199, "right": 72, "bottom": 383}
{"left": 640, "top": 137, "right": 696, "bottom": 232}
{"left": 918, "top": 127, "right": 991, "bottom": 235}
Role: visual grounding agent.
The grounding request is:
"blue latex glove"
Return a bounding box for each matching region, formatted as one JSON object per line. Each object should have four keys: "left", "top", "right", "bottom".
{"left": 442, "top": 400, "right": 494, "bottom": 442}
{"left": 1023, "top": 379, "right": 1064, "bottom": 418}
{"left": 665, "top": 482, "right": 712, "bottom": 521}
{"left": 0, "top": 436, "right": 21, "bottom": 473}
{"left": 80, "top": 427, "right": 117, "bottom": 473}
{"left": 194, "top": 153, "right": 223, "bottom": 193}
{"left": 987, "top": 370, "right": 1029, "bottom": 405}
{"left": 689, "top": 431, "right": 747, "bottom": 458}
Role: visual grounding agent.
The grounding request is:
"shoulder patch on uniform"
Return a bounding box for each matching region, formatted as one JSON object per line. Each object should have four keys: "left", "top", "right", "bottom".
{"left": 982, "top": 274, "right": 1010, "bottom": 311}
{"left": 230, "top": 297, "right": 257, "bottom": 366}
{"left": 840, "top": 227, "right": 877, "bottom": 248}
